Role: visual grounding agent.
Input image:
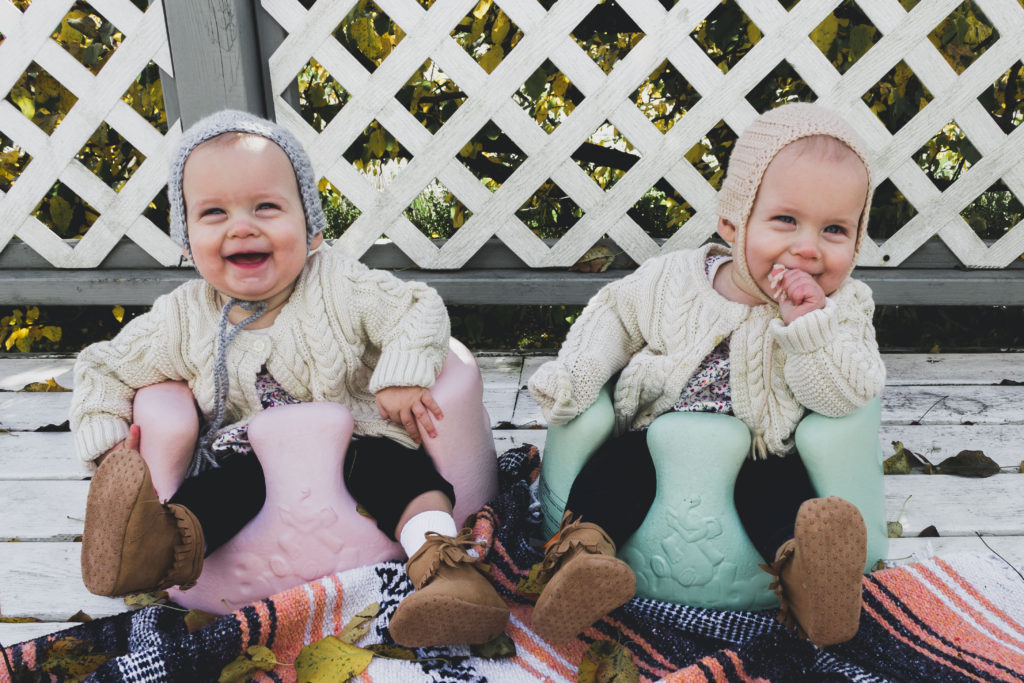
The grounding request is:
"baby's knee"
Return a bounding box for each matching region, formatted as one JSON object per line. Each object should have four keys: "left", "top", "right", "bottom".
{"left": 247, "top": 402, "right": 353, "bottom": 449}
{"left": 134, "top": 382, "right": 199, "bottom": 437}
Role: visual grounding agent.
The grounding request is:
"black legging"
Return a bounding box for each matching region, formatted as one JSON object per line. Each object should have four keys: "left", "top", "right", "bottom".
{"left": 170, "top": 436, "right": 455, "bottom": 555}
{"left": 563, "top": 430, "right": 816, "bottom": 561}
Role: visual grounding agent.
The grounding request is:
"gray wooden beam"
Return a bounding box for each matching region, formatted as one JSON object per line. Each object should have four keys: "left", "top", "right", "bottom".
{"left": 160, "top": 0, "right": 272, "bottom": 126}
{"left": 2, "top": 268, "right": 1023, "bottom": 306}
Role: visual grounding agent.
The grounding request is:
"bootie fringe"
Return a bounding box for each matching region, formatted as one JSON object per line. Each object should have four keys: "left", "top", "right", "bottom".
{"left": 537, "top": 511, "right": 616, "bottom": 584}
{"left": 409, "top": 529, "right": 491, "bottom": 589}
{"left": 160, "top": 505, "right": 205, "bottom": 591}
{"left": 760, "top": 539, "right": 801, "bottom": 635}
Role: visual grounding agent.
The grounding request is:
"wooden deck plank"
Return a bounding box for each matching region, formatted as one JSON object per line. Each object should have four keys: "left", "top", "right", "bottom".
{"left": 878, "top": 424, "right": 1024, "bottom": 468}
{"left": 881, "top": 354, "right": 1023, "bottom": 386}
{"left": 0, "top": 358, "right": 76, "bottom": 392}
{"left": 0, "top": 433, "right": 87, "bottom": 480}
{"left": 0, "top": 393, "right": 71, "bottom": 431}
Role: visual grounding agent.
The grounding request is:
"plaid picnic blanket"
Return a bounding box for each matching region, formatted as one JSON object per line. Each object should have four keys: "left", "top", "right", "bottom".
{"left": 3, "top": 444, "right": 1023, "bottom": 682}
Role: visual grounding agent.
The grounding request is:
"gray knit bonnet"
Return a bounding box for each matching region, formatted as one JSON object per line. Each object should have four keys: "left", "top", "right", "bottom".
{"left": 717, "top": 102, "right": 873, "bottom": 304}
{"left": 169, "top": 109, "right": 326, "bottom": 255}
{"left": 168, "top": 110, "right": 325, "bottom": 474}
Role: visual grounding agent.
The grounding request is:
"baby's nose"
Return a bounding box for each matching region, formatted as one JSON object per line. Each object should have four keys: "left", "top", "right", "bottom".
{"left": 790, "top": 236, "right": 821, "bottom": 259}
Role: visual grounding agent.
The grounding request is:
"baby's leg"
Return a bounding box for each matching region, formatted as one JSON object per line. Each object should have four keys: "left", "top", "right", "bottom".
{"left": 133, "top": 382, "right": 199, "bottom": 501}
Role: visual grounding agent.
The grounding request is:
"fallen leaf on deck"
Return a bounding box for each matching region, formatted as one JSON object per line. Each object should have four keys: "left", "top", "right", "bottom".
{"left": 578, "top": 640, "right": 639, "bottom": 683}
{"left": 516, "top": 561, "right": 547, "bottom": 597}
{"left": 569, "top": 245, "right": 616, "bottom": 273}
{"left": 185, "top": 609, "right": 219, "bottom": 633}
{"left": 218, "top": 645, "right": 277, "bottom": 683}
{"left": 471, "top": 632, "right": 516, "bottom": 659}
{"left": 885, "top": 441, "right": 934, "bottom": 474}
{"left": 67, "top": 610, "right": 92, "bottom": 622}
{"left": 936, "top": 450, "right": 1000, "bottom": 477}
{"left": 123, "top": 591, "right": 168, "bottom": 608}
{"left": 0, "top": 616, "right": 41, "bottom": 623}
{"left": 887, "top": 521, "right": 903, "bottom": 538}
{"left": 294, "top": 636, "right": 373, "bottom": 683}
{"left": 38, "top": 635, "right": 113, "bottom": 682}
{"left": 19, "top": 377, "right": 70, "bottom": 392}
{"left": 918, "top": 525, "right": 940, "bottom": 537}
{"left": 998, "top": 378, "right": 1022, "bottom": 386}
{"left": 337, "top": 602, "right": 381, "bottom": 644}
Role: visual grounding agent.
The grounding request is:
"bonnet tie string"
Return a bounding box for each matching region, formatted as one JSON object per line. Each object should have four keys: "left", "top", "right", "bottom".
{"left": 751, "top": 336, "right": 775, "bottom": 461}
{"left": 188, "top": 297, "right": 267, "bottom": 476}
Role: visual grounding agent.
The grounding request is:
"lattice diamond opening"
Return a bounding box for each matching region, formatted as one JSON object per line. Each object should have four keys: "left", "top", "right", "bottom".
{"left": 870, "top": 178, "right": 919, "bottom": 241}
{"left": 960, "top": 180, "right": 1024, "bottom": 240}
{"left": 320, "top": 177, "right": 361, "bottom": 239}
{"left": 631, "top": 60, "right": 700, "bottom": 134}
{"left": 574, "top": 122, "right": 640, "bottom": 192}
{"left": 862, "top": 60, "right": 933, "bottom": 134}
{"left": 979, "top": 61, "right": 1023, "bottom": 134}
{"left": 691, "top": 1, "right": 761, "bottom": 74}
{"left": 7, "top": 62, "right": 78, "bottom": 135}
{"left": 631, "top": 179, "right": 693, "bottom": 238}
{"left": 1, "top": 133, "right": 32, "bottom": 193}
{"left": 344, "top": 121, "right": 411, "bottom": 181}
{"left": 746, "top": 60, "right": 813, "bottom": 112}
{"left": 456, "top": 120, "right": 526, "bottom": 191}
{"left": 121, "top": 61, "right": 168, "bottom": 134}
{"left": 143, "top": 191, "right": 170, "bottom": 235}
{"left": 75, "top": 122, "right": 146, "bottom": 192}
{"left": 334, "top": 1, "right": 405, "bottom": 74}
{"left": 51, "top": 2, "right": 125, "bottom": 75}
{"left": 397, "top": 60, "right": 466, "bottom": 132}
{"left": 687, "top": 120, "right": 737, "bottom": 190}
{"left": 404, "top": 180, "right": 471, "bottom": 239}
{"left": 293, "top": 58, "right": 350, "bottom": 132}
{"left": 571, "top": 1, "right": 644, "bottom": 75}
{"left": 928, "top": 1, "right": 998, "bottom": 75}
{"left": 31, "top": 180, "right": 99, "bottom": 238}
{"left": 517, "top": 180, "right": 584, "bottom": 239}
{"left": 514, "top": 60, "right": 584, "bottom": 134}
{"left": 451, "top": 2, "right": 523, "bottom": 74}
{"left": 810, "top": 0, "right": 880, "bottom": 75}
{"left": 914, "top": 121, "right": 980, "bottom": 191}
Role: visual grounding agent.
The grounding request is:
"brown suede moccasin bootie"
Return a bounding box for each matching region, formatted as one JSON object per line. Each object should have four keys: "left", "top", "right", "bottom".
{"left": 389, "top": 529, "right": 509, "bottom": 647}
{"left": 531, "top": 511, "right": 636, "bottom": 644}
{"left": 763, "top": 496, "right": 867, "bottom": 647}
{"left": 82, "top": 448, "right": 204, "bottom": 597}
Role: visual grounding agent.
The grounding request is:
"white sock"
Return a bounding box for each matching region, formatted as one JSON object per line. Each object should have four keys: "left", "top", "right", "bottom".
{"left": 399, "top": 510, "right": 458, "bottom": 558}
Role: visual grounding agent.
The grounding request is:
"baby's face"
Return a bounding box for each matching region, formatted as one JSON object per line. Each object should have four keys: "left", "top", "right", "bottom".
{"left": 183, "top": 135, "right": 315, "bottom": 304}
{"left": 742, "top": 139, "right": 867, "bottom": 298}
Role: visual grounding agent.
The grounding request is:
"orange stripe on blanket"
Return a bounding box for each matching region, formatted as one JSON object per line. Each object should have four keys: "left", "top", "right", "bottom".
{"left": 915, "top": 563, "right": 1024, "bottom": 651}
{"left": 865, "top": 578, "right": 1018, "bottom": 682}
{"left": 600, "top": 614, "right": 681, "bottom": 677}
{"left": 934, "top": 557, "right": 1024, "bottom": 641}
{"left": 725, "top": 649, "right": 770, "bottom": 683}
{"left": 901, "top": 564, "right": 1024, "bottom": 672}
{"left": 505, "top": 604, "right": 575, "bottom": 681}
{"left": 660, "top": 652, "right": 726, "bottom": 682}
{"left": 1, "top": 641, "right": 37, "bottom": 682}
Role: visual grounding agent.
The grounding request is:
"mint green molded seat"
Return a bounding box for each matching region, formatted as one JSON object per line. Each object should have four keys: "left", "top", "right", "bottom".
{"left": 537, "top": 386, "right": 887, "bottom": 611}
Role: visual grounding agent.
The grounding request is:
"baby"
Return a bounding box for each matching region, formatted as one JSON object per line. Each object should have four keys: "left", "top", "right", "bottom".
{"left": 70, "top": 110, "right": 507, "bottom": 647}
{"left": 528, "top": 103, "right": 886, "bottom": 647}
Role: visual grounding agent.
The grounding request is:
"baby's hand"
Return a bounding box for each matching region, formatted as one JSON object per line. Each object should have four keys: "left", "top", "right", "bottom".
{"left": 97, "top": 423, "right": 141, "bottom": 466}
{"left": 375, "top": 386, "right": 444, "bottom": 444}
{"left": 770, "top": 265, "right": 826, "bottom": 324}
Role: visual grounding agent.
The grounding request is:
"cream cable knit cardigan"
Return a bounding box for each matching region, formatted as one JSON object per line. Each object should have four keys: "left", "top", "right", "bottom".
{"left": 527, "top": 244, "right": 886, "bottom": 456}
{"left": 70, "top": 248, "right": 450, "bottom": 468}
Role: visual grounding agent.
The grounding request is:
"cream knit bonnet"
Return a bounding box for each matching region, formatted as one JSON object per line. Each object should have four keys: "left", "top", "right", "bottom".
{"left": 716, "top": 102, "right": 874, "bottom": 304}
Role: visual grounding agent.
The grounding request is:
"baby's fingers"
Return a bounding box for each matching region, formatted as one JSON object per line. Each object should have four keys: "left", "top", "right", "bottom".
{"left": 400, "top": 407, "right": 422, "bottom": 443}
{"left": 420, "top": 389, "right": 444, "bottom": 419}
{"left": 412, "top": 401, "right": 437, "bottom": 440}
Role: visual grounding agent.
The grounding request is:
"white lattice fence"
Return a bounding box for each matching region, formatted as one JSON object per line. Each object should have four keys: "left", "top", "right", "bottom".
{"left": 0, "top": 0, "right": 181, "bottom": 267}
{"left": 1, "top": 0, "right": 1023, "bottom": 275}
{"left": 263, "top": 0, "right": 1024, "bottom": 269}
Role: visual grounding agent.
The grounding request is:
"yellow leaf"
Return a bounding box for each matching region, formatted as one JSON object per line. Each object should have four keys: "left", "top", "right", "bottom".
{"left": 20, "top": 377, "right": 70, "bottom": 392}
{"left": 41, "top": 325, "right": 62, "bottom": 342}
{"left": 124, "top": 590, "right": 168, "bottom": 608}
{"left": 218, "top": 645, "right": 278, "bottom": 683}
{"left": 294, "top": 636, "right": 373, "bottom": 683}
{"left": 350, "top": 16, "right": 382, "bottom": 60}
{"left": 185, "top": 609, "right": 220, "bottom": 634}
{"left": 452, "top": 205, "right": 465, "bottom": 229}
{"left": 470, "top": 632, "right": 516, "bottom": 659}
{"left": 337, "top": 602, "right": 381, "bottom": 644}
{"left": 811, "top": 14, "right": 839, "bottom": 53}
{"left": 577, "top": 640, "right": 639, "bottom": 683}
{"left": 551, "top": 73, "right": 569, "bottom": 98}
{"left": 365, "top": 643, "right": 416, "bottom": 660}
{"left": 472, "top": 0, "right": 493, "bottom": 20}
{"left": 12, "top": 86, "right": 35, "bottom": 119}
{"left": 516, "top": 561, "right": 547, "bottom": 597}
{"left": 491, "top": 10, "right": 510, "bottom": 44}
{"left": 26, "top": 306, "right": 39, "bottom": 323}
{"left": 40, "top": 636, "right": 114, "bottom": 681}
{"left": 6, "top": 327, "right": 29, "bottom": 351}
{"left": 369, "top": 127, "right": 387, "bottom": 158}
{"left": 746, "top": 22, "right": 761, "bottom": 45}
{"left": 570, "top": 245, "right": 616, "bottom": 273}
{"left": 112, "top": 304, "right": 125, "bottom": 322}
{"left": 478, "top": 44, "right": 503, "bottom": 73}
{"left": 49, "top": 195, "right": 73, "bottom": 232}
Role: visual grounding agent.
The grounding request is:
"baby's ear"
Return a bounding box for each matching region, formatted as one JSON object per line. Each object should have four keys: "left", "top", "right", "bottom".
{"left": 310, "top": 232, "right": 324, "bottom": 250}
{"left": 717, "top": 217, "right": 737, "bottom": 244}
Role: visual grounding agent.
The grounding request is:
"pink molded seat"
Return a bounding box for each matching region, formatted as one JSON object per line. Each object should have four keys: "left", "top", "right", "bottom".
{"left": 147, "top": 339, "right": 496, "bottom": 613}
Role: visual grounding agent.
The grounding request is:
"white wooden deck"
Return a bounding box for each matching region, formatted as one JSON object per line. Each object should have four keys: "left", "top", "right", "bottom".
{"left": 2, "top": 352, "right": 1023, "bottom": 647}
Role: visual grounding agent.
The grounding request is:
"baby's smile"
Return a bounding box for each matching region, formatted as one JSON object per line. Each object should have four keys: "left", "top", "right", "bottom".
{"left": 226, "top": 252, "right": 270, "bottom": 267}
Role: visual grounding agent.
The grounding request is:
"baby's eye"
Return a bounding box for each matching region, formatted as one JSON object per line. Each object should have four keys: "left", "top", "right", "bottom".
{"left": 772, "top": 215, "right": 796, "bottom": 224}
{"left": 824, "top": 224, "right": 849, "bottom": 235}
{"left": 200, "top": 207, "right": 224, "bottom": 218}
{"left": 256, "top": 202, "right": 279, "bottom": 211}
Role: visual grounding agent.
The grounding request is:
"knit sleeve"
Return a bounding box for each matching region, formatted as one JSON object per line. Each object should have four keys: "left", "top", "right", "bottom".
{"left": 339, "top": 262, "right": 450, "bottom": 392}
{"left": 69, "top": 291, "right": 191, "bottom": 467}
{"left": 770, "top": 279, "right": 886, "bottom": 417}
{"left": 527, "top": 258, "right": 661, "bottom": 425}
